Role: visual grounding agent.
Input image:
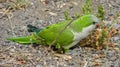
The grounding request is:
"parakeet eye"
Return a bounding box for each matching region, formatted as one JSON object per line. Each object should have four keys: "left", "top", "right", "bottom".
{"left": 93, "top": 22, "right": 96, "bottom": 24}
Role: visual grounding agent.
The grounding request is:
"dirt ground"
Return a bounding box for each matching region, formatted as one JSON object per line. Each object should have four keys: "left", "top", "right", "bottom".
{"left": 0, "top": 0, "right": 120, "bottom": 67}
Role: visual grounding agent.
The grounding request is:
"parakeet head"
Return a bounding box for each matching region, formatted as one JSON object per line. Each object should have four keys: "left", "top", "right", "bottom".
{"left": 81, "top": 14, "right": 100, "bottom": 25}
{"left": 78, "top": 15, "right": 100, "bottom": 33}
{"left": 91, "top": 15, "right": 100, "bottom": 24}
{"left": 71, "top": 14, "right": 100, "bottom": 33}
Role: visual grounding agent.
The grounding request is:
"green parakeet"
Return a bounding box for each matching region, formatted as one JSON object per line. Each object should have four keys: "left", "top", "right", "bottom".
{"left": 7, "top": 14, "right": 100, "bottom": 52}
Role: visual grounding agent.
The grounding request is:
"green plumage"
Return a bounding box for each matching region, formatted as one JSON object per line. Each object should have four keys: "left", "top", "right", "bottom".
{"left": 7, "top": 14, "right": 100, "bottom": 52}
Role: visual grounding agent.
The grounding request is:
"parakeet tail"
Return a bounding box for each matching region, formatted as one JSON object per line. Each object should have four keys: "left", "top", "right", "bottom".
{"left": 27, "top": 24, "right": 43, "bottom": 33}
{"left": 7, "top": 36, "right": 35, "bottom": 44}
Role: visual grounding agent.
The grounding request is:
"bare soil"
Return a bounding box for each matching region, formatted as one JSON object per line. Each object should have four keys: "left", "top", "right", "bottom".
{"left": 0, "top": 0, "right": 120, "bottom": 67}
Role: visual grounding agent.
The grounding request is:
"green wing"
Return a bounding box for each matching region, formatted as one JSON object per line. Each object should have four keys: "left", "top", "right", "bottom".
{"left": 38, "top": 20, "right": 74, "bottom": 48}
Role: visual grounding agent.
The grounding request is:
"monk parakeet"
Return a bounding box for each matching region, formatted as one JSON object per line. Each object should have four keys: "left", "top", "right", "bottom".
{"left": 7, "top": 14, "right": 99, "bottom": 52}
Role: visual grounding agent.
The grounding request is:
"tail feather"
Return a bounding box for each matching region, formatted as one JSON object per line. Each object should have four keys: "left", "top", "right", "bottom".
{"left": 27, "top": 24, "right": 43, "bottom": 33}
{"left": 7, "top": 36, "right": 35, "bottom": 44}
{"left": 7, "top": 24, "right": 42, "bottom": 44}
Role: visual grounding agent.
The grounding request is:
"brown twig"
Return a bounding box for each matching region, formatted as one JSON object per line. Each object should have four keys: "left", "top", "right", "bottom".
{"left": 0, "top": 7, "right": 11, "bottom": 19}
